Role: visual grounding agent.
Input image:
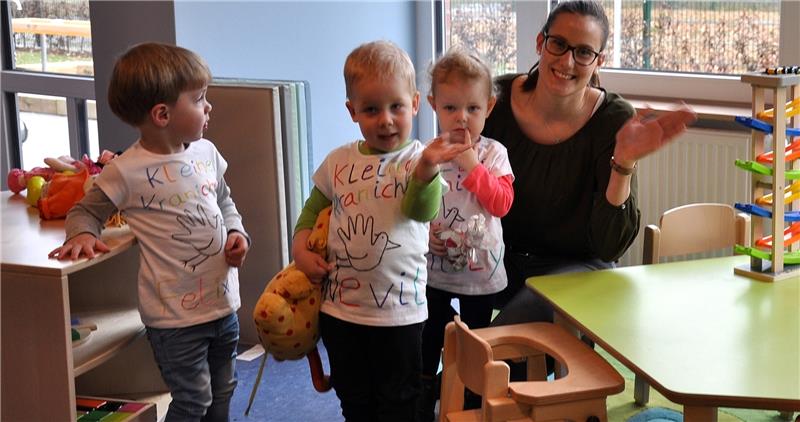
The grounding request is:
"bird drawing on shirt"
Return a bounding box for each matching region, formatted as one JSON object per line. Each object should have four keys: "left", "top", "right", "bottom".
{"left": 172, "top": 204, "right": 225, "bottom": 271}
{"left": 336, "top": 213, "right": 399, "bottom": 271}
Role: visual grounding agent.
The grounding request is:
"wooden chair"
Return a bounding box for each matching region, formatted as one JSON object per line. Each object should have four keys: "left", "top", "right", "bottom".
{"left": 439, "top": 316, "right": 624, "bottom": 422}
{"left": 642, "top": 203, "right": 750, "bottom": 266}
{"left": 635, "top": 202, "right": 750, "bottom": 405}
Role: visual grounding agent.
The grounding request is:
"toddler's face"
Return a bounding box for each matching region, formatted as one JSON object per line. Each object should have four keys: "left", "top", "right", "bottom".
{"left": 169, "top": 85, "right": 212, "bottom": 145}
{"left": 347, "top": 75, "right": 419, "bottom": 153}
{"left": 429, "top": 77, "right": 495, "bottom": 144}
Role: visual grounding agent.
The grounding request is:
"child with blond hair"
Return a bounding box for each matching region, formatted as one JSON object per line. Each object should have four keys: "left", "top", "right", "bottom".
{"left": 419, "top": 47, "right": 514, "bottom": 421}
{"left": 293, "top": 40, "right": 470, "bottom": 421}
{"left": 49, "top": 42, "right": 249, "bottom": 421}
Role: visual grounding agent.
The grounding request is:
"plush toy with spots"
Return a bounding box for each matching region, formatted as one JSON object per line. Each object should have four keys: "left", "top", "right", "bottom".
{"left": 251, "top": 206, "right": 332, "bottom": 396}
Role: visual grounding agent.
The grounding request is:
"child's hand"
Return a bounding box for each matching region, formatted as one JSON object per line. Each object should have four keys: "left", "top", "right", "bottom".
{"left": 428, "top": 224, "right": 446, "bottom": 256}
{"left": 293, "top": 228, "right": 332, "bottom": 283}
{"left": 416, "top": 131, "right": 472, "bottom": 182}
{"left": 224, "top": 231, "right": 249, "bottom": 267}
{"left": 295, "top": 248, "right": 331, "bottom": 283}
{"left": 451, "top": 130, "right": 479, "bottom": 172}
{"left": 48, "top": 233, "right": 110, "bottom": 261}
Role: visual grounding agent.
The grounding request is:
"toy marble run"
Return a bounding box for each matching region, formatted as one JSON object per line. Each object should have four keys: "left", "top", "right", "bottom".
{"left": 735, "top": 72, "right": 800, "bottom": 280}
{"left": 733, "top": 203, "right": 800, "bottom": 265}
{"left": 733, "top": 113, "right": 800, "bottom": 266}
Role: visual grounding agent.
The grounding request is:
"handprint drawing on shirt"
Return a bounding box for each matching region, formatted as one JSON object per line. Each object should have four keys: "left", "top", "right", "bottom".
{"left": 335, "top": 213, "right": 400, "bottom": 271}
{"left": 172, "top": 204, "right": 225, "bottom": 271}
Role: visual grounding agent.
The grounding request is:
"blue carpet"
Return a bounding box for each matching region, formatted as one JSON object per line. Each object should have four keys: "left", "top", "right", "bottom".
{"left": 627, "top": 407, "right": 683, "bottom": 422}
{"left": 230, "top": 343, "right": 343, "bottom": 421}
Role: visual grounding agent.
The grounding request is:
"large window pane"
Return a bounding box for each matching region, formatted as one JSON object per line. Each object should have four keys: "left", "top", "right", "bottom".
{"left": 18, "top": 93, "right": 97, "bottom": 169}
{"left": 599, "top": 0, "right": 780, "bottom": 74}
{"left": 10, "top": 0, "right": 93, "bottom": 76}
{"left": 446, "top": 1, "right": 517, "bottom": 75}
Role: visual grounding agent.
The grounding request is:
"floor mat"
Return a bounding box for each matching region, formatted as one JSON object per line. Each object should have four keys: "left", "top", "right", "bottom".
{"left": 627, "top": 407, "right": 683, "bottom": 422}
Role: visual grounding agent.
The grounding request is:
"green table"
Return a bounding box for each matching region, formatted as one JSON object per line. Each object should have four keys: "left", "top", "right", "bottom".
{"left": 527, "top": 256, "right": 800, "bottom": 421}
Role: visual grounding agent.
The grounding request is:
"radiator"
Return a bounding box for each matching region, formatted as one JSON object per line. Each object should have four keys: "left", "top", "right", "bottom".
{"left": 618, "top": 127, "right": 751, "bottom": 267}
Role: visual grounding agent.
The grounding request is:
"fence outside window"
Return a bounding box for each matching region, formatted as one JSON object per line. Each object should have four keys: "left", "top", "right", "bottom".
{"left": 445, "top": 0, "right": 518, "bottom": 76}
{"left": 445, "top": 0, "right": 781, "bottom": 76}
{"left": 600, "top": 0, "right": 780, "bottom": 74}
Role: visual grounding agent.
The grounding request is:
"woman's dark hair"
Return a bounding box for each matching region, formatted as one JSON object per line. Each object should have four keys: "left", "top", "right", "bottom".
{"left": 522, "top": 0, "right": 610, "bottom": 91}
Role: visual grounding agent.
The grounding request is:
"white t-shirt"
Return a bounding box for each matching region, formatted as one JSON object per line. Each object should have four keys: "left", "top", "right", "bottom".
{"left": 427, "top": 136, "right": 513, "bottom": 295}
{"left": 96, "top": 139, "right": 241, "bottom": 328}
{"left": 314, "top": 141, "right": 431, "bottom": 327}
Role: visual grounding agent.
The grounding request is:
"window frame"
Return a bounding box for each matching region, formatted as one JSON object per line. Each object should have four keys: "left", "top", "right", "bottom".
{"left": 0, "top": 1, "right": 94, "bottom": 185}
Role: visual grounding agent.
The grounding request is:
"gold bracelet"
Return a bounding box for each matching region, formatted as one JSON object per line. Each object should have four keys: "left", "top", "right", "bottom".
{"left": 610, "top": 156, "right": 636, "bottom": 175}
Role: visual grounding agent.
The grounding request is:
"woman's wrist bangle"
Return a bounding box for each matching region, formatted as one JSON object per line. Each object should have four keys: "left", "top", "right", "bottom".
{"left": 610, "top": 156, "right": 636, "bottom": 175}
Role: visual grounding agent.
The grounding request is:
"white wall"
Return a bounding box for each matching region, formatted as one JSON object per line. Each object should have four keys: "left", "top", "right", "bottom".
{"left": 174, "top": 1, "right": 417, "bottom": 171}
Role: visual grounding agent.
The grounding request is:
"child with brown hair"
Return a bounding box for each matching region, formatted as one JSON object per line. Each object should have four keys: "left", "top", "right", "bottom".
{"left": 49, "top": 42, "right": 250, "bottom": 421}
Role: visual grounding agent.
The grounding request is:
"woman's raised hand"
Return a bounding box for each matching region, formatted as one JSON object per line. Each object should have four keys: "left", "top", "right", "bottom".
{"left": 614, "top": 104, "right": 697, "bottom": 164}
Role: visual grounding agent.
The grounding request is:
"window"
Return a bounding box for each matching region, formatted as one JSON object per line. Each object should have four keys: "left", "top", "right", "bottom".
{"left": 11, "top": 0, "right": 93, "bottom": 76}
{"left": 1, "top": 0, "right": 95, "bottom": 180}
{"left": 600, "top": 0, "right": 779, "bottom": 75}
{"left": 443, "top": 0, "right": 800, "bottom": 104}
{"left": 444, "top": 0, "right": 517, "bottom": 75}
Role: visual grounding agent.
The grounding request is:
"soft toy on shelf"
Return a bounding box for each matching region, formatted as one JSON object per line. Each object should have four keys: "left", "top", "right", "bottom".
{"left": 246, "top": 207, "right": 332, "bottom": 414}
{"left": 6, "top": 150, "right": 120, "bottom": 220}
{"left": 7, "top": 150, "right": 118, "bottom": 194}
{"left": 7, "top": 166, "right": 56, "bottom": 195}
{"left": 38, "top": 168, "right": 90, "bottom": 220}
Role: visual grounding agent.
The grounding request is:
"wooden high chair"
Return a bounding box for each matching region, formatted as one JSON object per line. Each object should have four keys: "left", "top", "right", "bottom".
{"left": 439, "top": 316, "right": 624, "bottom": 422}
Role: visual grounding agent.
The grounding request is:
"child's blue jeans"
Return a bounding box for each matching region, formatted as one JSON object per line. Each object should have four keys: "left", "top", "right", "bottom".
{"left": 146, "top": 312, "right": 239, "bottom": 422}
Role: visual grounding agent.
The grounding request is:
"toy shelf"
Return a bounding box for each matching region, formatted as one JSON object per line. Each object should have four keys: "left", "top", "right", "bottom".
{"left": 72, "top": 308, "right": 144, "bottom": 376}
{"left": 734, "top": 72, "right": 800, "bottom": 281}
{"left": 1, "top": 192, "right": 160, "bottom": 421}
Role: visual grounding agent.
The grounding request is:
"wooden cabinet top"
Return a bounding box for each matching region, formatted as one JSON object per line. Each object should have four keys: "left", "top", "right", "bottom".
{"left": 1, "top": 191, "right": 135, "bottom": 276}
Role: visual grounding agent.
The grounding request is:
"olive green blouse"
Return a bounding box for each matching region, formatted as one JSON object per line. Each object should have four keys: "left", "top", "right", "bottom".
{"left": 482, "top": 73, "right": 640, "bottom": 262}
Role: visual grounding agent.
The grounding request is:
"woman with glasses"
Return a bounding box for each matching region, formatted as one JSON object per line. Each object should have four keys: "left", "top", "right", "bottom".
{"left": 482, "top": 1, "right": 696, "bottom": 334}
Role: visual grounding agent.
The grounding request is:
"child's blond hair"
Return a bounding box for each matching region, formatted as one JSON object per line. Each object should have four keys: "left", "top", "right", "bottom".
{"left": 343, "top": 40, "right": 416, "bottom": 99}
{"left": 429, "top": 47, "right": 495, "bottom": 98}
{"left": 108, "top": 42, "right": 212, "bottom": 126}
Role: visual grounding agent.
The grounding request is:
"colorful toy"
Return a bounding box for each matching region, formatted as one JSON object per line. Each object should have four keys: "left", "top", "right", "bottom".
{"left": 765, "top": 66, "right": 800, "bottom": 75}
{"left": 38, "top": 168, "right": 90, "bottom": 220}
{"left": 734, "top": 72, "right": 800, "bottom": 280}
{"left": 246, "top": 207, "right": 333, "bottom": 414}
{"left": 734, "top": 203, "right": 800, "bottom": 222}
{"left": 6, "top": 150, "right": 119, "bottom": 219}
{"left": 734, "top": 116, "right": 800, "bottom": 137}
{"left": 754, "top": 138, "right": 800, "bottom": 164}
{"left": 754, "top": 222, "right": 800, "bottom": 249}
{"left": 25, "top": 175, "right": 46, "bottom": 206}
{"left": 734, "top": 159, "right": 800, "bottom": 180}
{"left": 754, "top": 181, "right": 800, "bottom": 206}
{"left": 7, "top": 167, "right": 55, "bottom": 194}
{"left": 6, "top": 150, "right": 118, "bottom": 195}
{"left": 756, "top": 97, "right": 800, "bottom": 120}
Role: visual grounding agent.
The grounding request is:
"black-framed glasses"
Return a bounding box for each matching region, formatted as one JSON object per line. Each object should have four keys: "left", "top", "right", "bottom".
{"left": 543, "top": 33, "right": 602, "bottom": 66}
